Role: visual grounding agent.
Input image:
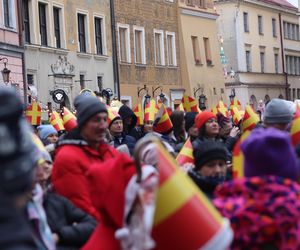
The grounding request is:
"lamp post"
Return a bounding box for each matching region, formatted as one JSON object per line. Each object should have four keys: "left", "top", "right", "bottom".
{"left": 229, "top": 88, "right": 236, "bottom": 103}
{"left": 194, "top": 87, "right": 206, "bottom": 111}
{"left": 138, "top": 85, "right": 151, "bottom": 108}
{"left": 152, "top": 86, "right": 165, "bottom": 104}
{"left": 0, "top": 57, "right": 11, "bottom": 84}
{"left": 101, "top": 88, "right": 113, "bottom": 105}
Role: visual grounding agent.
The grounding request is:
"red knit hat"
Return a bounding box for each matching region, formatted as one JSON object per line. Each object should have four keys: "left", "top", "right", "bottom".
{"left": 195, "top": 111, "right": 217, "bottom": 129}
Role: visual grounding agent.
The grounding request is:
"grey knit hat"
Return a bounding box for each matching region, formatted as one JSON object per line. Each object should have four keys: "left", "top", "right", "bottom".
{"left": 263, "top": 98, "right": 293, "bottom": 125}
{"left": 74, "top": 94, "right": 107, "bottom": 129}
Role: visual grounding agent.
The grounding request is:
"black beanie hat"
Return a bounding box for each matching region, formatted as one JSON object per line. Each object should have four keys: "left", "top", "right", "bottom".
{"left": 74, "top": 94, "right": 108, "bottom": 129}
{"left": 0, "top": 87, "right": 39, "bottom": 195}
{"left": 184, "top": 112, "right": 197, "bottom": 132}
{"left": 193, "top": 141, "right": 227, "bottom": 170}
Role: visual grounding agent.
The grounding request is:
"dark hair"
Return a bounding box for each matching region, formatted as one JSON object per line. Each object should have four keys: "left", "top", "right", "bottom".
{"left": 170, "top": 111, "right": 185, "bottom": 143}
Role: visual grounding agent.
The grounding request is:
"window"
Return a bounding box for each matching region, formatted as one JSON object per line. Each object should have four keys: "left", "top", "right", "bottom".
{"left": 246, "top": 50, "right": 251, "bottom": 72}
{"left": 39, "top": 2, "right": 47, "bottom": 46}
{"left": 285, "top": 55, "right": 300, "bottom": 75}
{"left": 258, "top": 15, "right": 263, "bottom": 35}
{"left": 260, "top": 52, "right": 265, "bottom": 72}
{"left": 78, "top": 14, "right": 86, "bottom": 52}
{"left": 186, "top": 0, "right": 194, "bottom": 5}
{"left": 27, "top": 74, "right": 34, "bottom": 86}
{"left": 274, "top": 53, "right": 279, "bottom": 73}
{"left": 118, "top": 24, "right": 131, "bottom": 63}
{"left": 292, "top": 88, "right": 296, "bottom": 101}
{"left": 297, "top": 89, "right": 300, "bottom": 99}
{"left": 97, "top": 76, "right": 103, "bottom": 91}
{"left": 95, "top": 17, "right": 103, "bottom": 55}
{"left": 203, "top": 37, "right": 212, "bottom": 66}
{"left": 53, "top": 7, "right": 61, "bottom": 48}
{"left": 191, "top": 36, "right": 201, "bottom": 65}
{"left": 79, "top": 74, "right": 85, "bottom": 89}
{"left": 243, "top": 12, "right": 249, "bottom": 32}
{"left": 283, "top": 21, "right": 300, "bottom": 41}
{"left": 154, "top": 30, "right": 165, "bottom": 66}
{"left": 166, "top": 32, "right": 176, "bottom": 66}
{"left": 134, "top": 27, "right": 146, "bottom": 64}
{"left": 199, "top": 0, "right": 206, "bottom": 8}
{"left": 3, "top": 0, "right": 10, "bottom": 28}
{"left": 23, "top": 0, "right": 30, "bottom": 43}
{"left": 272, "top": 18, "right": 277, "bottom": 37}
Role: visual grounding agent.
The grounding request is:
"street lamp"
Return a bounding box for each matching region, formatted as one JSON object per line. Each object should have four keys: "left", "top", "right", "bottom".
{"left": 138, "top": 85, "right": 151, "bottom": 108}
{"left": 229, "top": 88, "right": 236, "bottom": 103}
{"left": 152, "top": 86, "right": 165, "bottom": 104}
{"left": 0, "top": 57, "right": 10, "bottom": 84}
{"left": 194, "top": 87, "right": 206, "bottom": 111}
{"left": 101, "top": 88, "right": 113, "bottom": 105}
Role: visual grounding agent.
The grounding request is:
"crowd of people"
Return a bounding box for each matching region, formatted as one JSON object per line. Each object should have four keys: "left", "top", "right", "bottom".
{"left": 2, "top": 85, "right": 300, "bottom": 250}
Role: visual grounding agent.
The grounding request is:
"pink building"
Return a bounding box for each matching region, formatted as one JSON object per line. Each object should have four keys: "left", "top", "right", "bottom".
{"left": 0, "top": 0, "right": 26, "bottom": 101}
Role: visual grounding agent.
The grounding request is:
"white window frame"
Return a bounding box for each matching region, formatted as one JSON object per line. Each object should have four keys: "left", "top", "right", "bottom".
{"left": 76, "top": 9, "right": 91, "bottom": 53}
{"left": 166, "top": 31, "right": 177, "bottom": 66}
{"left": 1, "top": 0, "right": 17, "bottom": 30}
{"left": 133, "top": 25, "right": 146, "bottom": 64}
{"left": 52, "top": 2, "right": 66, "bottom": 49}
{"left": 154, "top": 29, "right": 165, "bottom": 66}
{"left": 117, "top": 23, "right": 131, "bottom": 63}
{"left": 38, "top": 0, "right": 52, "bottom": 46}
{"left": 93, "top": 13, "right": 107, "bottom": 55}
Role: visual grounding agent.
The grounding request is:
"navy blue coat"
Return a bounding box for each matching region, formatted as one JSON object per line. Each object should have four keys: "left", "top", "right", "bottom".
{"left": 112, "top": 133, "right": 136, "bottom": 155}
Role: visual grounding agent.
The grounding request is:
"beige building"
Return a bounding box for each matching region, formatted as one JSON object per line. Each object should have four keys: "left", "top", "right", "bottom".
{"left": 114, "top": 0, "right": 184, "bottom": 109}
{"left": 178, "top": 0, "right": 227, "bottom": 110}
{"left": 215, "top": 0, "right": 300, "bottom": 109}
{"left": 22, "top": 0, "right": 115, "bottom": 111}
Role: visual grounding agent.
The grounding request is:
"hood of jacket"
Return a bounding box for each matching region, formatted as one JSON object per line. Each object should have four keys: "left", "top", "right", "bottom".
{"left": 118, "top": 105, "right": 137, "bottom": 131}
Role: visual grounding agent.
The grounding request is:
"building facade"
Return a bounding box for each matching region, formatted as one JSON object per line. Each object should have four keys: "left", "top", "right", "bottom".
{"left": 178, "top": 0, "right": 227, "bottom": 109}
{"left": 0, "top": 0, "right": 25, "bottom": 100}
{"left": 22, "top": 0, "right": 115, "bottom": 111}
{"left": 215, "top": 0, "right": 300, "bottom": 109}
{"left": 113, "top": 0, "right": 184, "bottom": 109}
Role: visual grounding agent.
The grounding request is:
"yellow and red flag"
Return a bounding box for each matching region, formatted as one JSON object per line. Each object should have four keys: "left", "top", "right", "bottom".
{"left": 144, "top": 99, "right": 158, "bottom": 122}
{"left": 241, "top": 105, "right": 259, "bottom": 132}
{"left": 181, "top": 94, "right": 199, "bottom": 113}
{"left": 291, "top": 106, "right": 300, "bottom": 146}
{"left": 232, "top": 130, "right": 251, "bottom": 179}
{"left": 133, "top": 104, "right": 144, "bottom": 126}
{"left": 153, "top": 105, "right": 173, "bottom": 134}
{"left": 216, "top": 100, "right": 229, "bottom": 118}
{"left": 152, "top": 142, "right": 233, "bottom": 249}
{"left": 176, "top": 103, "right": 184, "bottom": 112}
{"left": 26, "top": 102, "right": 42, "bottom": 126}
{"left": 107, "top": 105, "right": 121, "bottom": 126}
{"left": 230, "top": 97, "right": 242, "bottom": 110}
{"left": 62, "top": 107, "right": 77, "bottom": 132}
{"left": 49, "top": 111, "right": 65, "bottom": 132}
{"left": 231, "top": 106, "right": 244, "bottom": 126}
{"left": 176, "top": 138, "right": 194, "bottom": 165}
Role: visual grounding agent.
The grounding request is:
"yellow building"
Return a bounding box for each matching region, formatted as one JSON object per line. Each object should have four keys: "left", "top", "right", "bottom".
{"left": 215, "top": 0, "right": 300, "bottom": 109}
{"left": 23, "top": 0, "right": 114, "bottom": 110}
{"left": 178, "top": 0, "right": 227, "bottom": 109}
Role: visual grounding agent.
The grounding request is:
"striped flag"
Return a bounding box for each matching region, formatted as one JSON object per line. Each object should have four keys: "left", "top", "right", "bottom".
{"left": 241, "top": 105, "right": 259, "bottom": 132}
{"left": 107, "top": 105, "right": 120, "bottom": 126}
{"left": 232, "top": 130, "right": 251, "bottom": 179}
{"left": 49, "top": 111, "right": 65, "bottom": 132}
{"left": 230, "top": 106, "right": 244, "bottom": 126}
{"left": 153, "top": 105, "right": 173, "bottom": 134}
{"left": 176, "top": 103, "right": 184, "bottom": 111}
{"left": 152, "top": 142, "right": 233, "bottom": 249}
{"left": 144, "top": 99, "right": 158, "bottom": 122}
{"left": 62, "top": 107, "right": 77, "bottom": 132}
{"left": 181, "top": 94, "right": 199, "bottom": 113}
{"left": 216, "top": 100, "right": 229, "bottom": 118}
{"left": 133, "top": 104, "right": 144, "bottom": 126}
{"left": 230, "top": 97, "right": 242, "bottom": 110}
{"left": 176, "top": 138, "right": 194, "bottom": 165}
{"left": 291, "top": 106, "right": 300, "bottom": 146}
{"left": 26, "top": 102, "right": 42, "bottom": 126}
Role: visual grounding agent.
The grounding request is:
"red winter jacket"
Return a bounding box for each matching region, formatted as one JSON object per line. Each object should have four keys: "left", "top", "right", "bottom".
{"left": 52, "top": 129, "right": 119, "bottom": 221}
{"left": 82, "top": 154, "right": 136, "bottom": 250}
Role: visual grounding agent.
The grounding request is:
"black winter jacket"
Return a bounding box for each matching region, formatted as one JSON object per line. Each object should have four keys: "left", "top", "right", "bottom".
{"left": 112, "top": 133, "right": 136, "bottom": 155}
{"left": 43, "top": 192, "right": 97, "bottom": 250}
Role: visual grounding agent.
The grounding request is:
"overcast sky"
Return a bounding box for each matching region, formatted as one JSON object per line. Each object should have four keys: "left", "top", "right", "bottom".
{"left": 288, "top": 0, "right": 299, "bottom": 7}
